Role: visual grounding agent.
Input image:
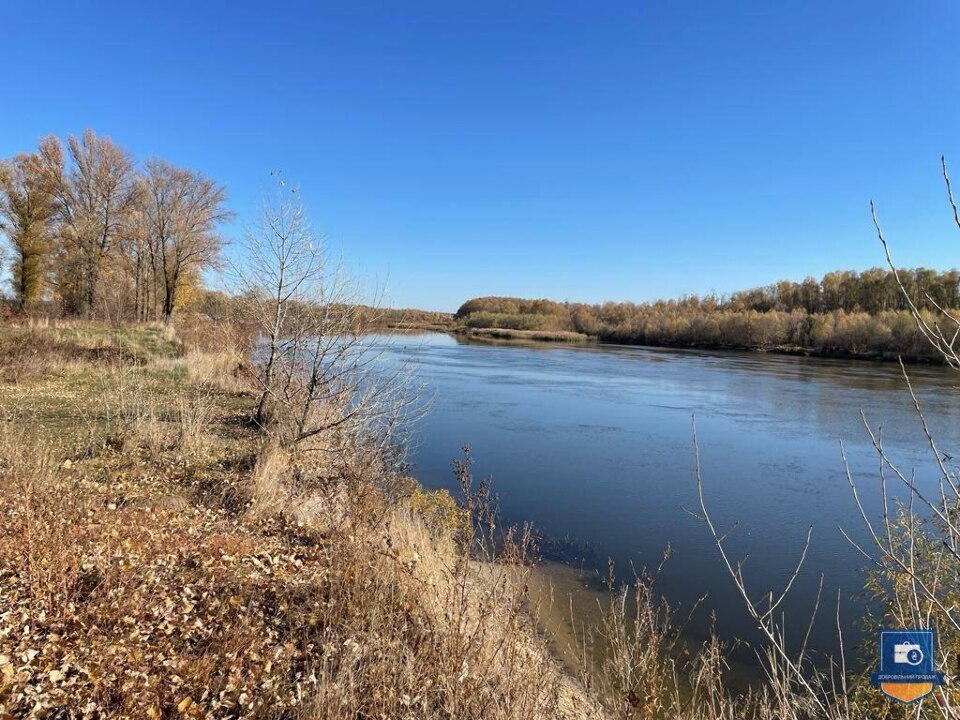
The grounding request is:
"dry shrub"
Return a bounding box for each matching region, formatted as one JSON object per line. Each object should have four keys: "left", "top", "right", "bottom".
{"left": 244, "top": 389, "right": 414, "bottom": 536}
{"left": 581, "top": 563, "right": 744, "bottom": 720}
{"left": 175, "top": 387, "right": 216, "bottom": 456}
{"left": 300, "top": 497, "right": 593, "bottom": 719}
{"left": 246, "top": 439, "right": 382, "bottom": 536}
{"left": 237, "top": 438, "right": 595, "bottom": 719}
{"left": 586, "top": 569, "right": 682, "bottom": 718}
{"left": 408, "top": 485, "right": 469, "bottom": 539}
{"left": 95, "top": 367, "right": 171, "bottom": 455}
{"left": 174, "top": 313, "right": 254, "bottom": 393}
{"left": 94, "top": 363, "right": 215, "bottom": 461}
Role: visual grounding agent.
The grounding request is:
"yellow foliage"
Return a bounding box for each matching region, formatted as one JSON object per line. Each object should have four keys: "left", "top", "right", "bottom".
{"left": 408, "top": 485, "right": 468, "bottom": 538}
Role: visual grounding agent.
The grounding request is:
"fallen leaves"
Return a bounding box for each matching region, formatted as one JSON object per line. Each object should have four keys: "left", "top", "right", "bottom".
{"left": 0, "top": 442, "right": 342, "bottom": 718}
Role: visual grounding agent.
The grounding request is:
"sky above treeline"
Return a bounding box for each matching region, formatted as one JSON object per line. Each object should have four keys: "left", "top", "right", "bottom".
{"left": 2, "top": 1, "right": 959, "bottom": 311}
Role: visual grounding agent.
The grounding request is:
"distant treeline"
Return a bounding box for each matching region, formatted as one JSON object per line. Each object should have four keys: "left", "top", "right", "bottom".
{"left": 172, "top": 289, "right": 454, "bottom": 333}
{"left": 370, "top": 307, "right": 455, "bottom": 330}
{"left": 455, "top": 268, "right": 960, "bottom": 360}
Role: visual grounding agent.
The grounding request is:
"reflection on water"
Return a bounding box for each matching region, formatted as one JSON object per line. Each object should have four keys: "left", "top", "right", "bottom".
{"left": 375, "top": 332, "right": 960, "bottom": 670}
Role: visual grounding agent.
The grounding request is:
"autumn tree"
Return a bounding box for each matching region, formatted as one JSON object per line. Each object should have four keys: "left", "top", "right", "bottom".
{"left": 0, "top": 153, "right": 55, "bottom": 309}
{"left": 37, "top": 130, "right": 137, "bottom": 317}
{"left": 140, "top": 158, "right": 231, "bottom": 323}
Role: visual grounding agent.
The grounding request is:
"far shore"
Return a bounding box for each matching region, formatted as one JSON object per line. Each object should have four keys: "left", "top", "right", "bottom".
{"left": 438, "top": 325, "right": 947, "bottom": 364}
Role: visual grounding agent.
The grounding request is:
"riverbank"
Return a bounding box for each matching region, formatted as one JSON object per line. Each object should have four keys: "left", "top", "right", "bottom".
{"left": 452, "top": 325, "right": 945, "bottom": 363}
{"left": 0, "top": 321, "right": 601, "bottom": 719}
{"left": 593, "top": 338, "right": 947, "bottom": 364}
{"left": 452, "top": 286, "right": 953, "bottom": 363}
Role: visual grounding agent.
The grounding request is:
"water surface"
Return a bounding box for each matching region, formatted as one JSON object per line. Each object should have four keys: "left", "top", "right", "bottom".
{"left": 378, "top": 332, "right": 960, "bottom": 666}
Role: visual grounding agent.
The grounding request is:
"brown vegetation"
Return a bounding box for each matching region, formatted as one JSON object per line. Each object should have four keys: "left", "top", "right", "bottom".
{"left": 0, "top": 320, "right": 923, "bottom": 719}
{"left": 455, "top": 268, "right": 959, "bottom": 359}
{"left": 364, "top": 306, "right": 455, "bottom": 332}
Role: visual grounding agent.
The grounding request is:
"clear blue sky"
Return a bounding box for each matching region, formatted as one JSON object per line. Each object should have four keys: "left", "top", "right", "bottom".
{"left": 2, "top": 1, "right": 958, "bottom": 311}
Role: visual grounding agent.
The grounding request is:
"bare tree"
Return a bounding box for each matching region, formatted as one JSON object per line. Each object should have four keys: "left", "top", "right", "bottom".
{"left": 0, "top": 153, "right": 55, "bottom": 310}
{"left": 140, "top": 158, "right": 231, "bottom": 323}
{"left": 37, "top": 129, "right": 137, "bottom": 317}
{"left": 233, "top": 178, "right": 324, "bottom": 427}
{"left": 233, "top": 176, "right": 422, "bottom": 502}
{"left": 871, "top": 158, "right": 960, "bottom": 368}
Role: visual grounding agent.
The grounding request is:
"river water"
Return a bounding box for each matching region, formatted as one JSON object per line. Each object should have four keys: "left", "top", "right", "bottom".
{"left": 376, "top": 332, "right": 960, "bottom": 669}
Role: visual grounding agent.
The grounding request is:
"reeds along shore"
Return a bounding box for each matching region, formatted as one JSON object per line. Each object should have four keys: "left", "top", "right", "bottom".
{"left": 457, "top": 326, "right": 590, "bottom": 342}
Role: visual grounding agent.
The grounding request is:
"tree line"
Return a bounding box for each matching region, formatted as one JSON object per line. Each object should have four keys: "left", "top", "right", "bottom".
{"left": 0, "top": 129, "right": 231, "bottom": 322}
{"left": 455, "top": 267, "right": 960, "bottom": 359}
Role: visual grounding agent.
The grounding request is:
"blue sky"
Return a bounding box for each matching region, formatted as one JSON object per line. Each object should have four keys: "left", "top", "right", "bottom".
{"left": 1, "top": 1, "right": 958, "bottom": 311}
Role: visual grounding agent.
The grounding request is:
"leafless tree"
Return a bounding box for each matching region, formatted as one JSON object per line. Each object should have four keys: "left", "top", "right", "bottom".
{"left": 233, "top": 176, "right": 423, "bottom": 507}
{"left": 830, "top": 159, "right": 960, "bottom": 716}
{"left": 871, "top": 158, "right": 960, "bottom": 368}
{"left": 140, "top": 158, "right": 231, "bottom": 323}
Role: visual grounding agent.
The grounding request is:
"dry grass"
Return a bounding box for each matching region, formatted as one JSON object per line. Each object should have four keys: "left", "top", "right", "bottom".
{"left": 295, "top": 503, "right": 591, "bottom": 720}
{"left": 0, "top": 321, "right": 603, "bottom": 719}
{"left": 577, "top": 568, "right": 747, "bottom": 720}
{"left": 246, "top": 442, "right": 293, "bottom": 519}
{"left": 0, "top": 325, "right": 148, "bottom": 383}
{"left": 0, "top": 437, "right": 593, "bottom": 719}
{"left": 0, "top": 426, "right": 344, "bottom": 715}
{"left": 92, "top": 363, "right": 216, "bottom": 461}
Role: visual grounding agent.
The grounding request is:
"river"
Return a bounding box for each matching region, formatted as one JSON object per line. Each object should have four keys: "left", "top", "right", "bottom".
{"left": 375, "top": 332, "right": 960, "bottom": 672}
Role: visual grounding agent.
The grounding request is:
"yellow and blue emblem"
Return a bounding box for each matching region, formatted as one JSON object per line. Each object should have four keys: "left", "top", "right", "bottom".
{"left": 870, "top": 629, "right": 944, "bottom": 703}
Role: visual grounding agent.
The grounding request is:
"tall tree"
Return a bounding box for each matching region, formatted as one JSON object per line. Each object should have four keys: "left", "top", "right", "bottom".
{"left": 0, "top": 153, "right": 56, "bottom": 309}
{"left": 140, "top": 158, "right": 231, "bottom": 323}
{"left": 38, "top": 130, "right": 137, "bottom": 317}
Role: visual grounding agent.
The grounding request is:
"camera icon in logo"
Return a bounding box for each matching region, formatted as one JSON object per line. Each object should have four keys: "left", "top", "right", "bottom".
{"left": 893, "top": 643, "right": 924, "bottom": 666}
{"left": 872, "top": 630, "right": 944, "bottom": 703}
